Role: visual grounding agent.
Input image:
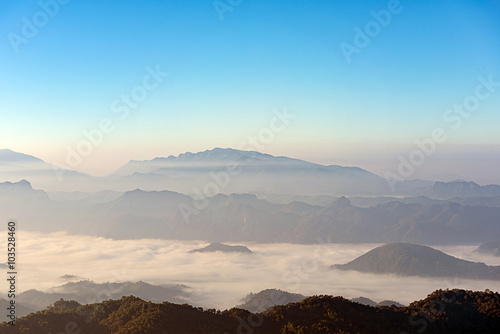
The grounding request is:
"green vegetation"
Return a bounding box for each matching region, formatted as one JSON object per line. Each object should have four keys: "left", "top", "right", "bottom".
{"left": 1, "top": 289, "right": 499, "bottom": 333}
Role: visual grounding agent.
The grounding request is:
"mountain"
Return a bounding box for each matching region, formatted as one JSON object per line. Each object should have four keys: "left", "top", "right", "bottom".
{"left": 377, "top": 300, "right": 404, "bottom": 307}
{"left": 189, "top": 242, "right": 253, "bottom": 254}
{"left": 350, "top": 296, "right": 404, "bottom": 308}
{"left": 288, "top": 200, "right": 500, "bottom": 244}
{"left": 332, "top": 243, "right": 500, "bottom": 280}
{"left": 350, "top": 296, "right": 378, "bottom": 307}
{"left": 2, "top": 289, "right": 499, "bottom": 333}
{"left": 0, "top": 149, "right": 89, "bottom": 191}
{"left": 236, "top": 289, "right": 306, "bottom": 312}
{"left": 416, "top": 180, "right": 500, "bottom": 199}
{"left": 475, "top": 240, "right": 500, "bottom": 256}
{"left": 0, "top": 298, "right": 34, "bottom": 318}
{"left": 111, "top": 148, "right": 392, "bottom": 196}
{"left": 64, "top": 189, "right": 500, "bottom": 244}
{"left": 72, "top": 189, "right": 300, "bottom": 241}
{"left": 18, "top": 280, "right": 191, "bottom": 311}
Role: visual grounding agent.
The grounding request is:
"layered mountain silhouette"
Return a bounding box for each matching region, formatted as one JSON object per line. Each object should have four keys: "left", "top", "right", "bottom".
{"left": 111, "top": 148, "right": 391, "bottom": 195}
{"left": 0, "top": 148, "right": 415, "bottom": 195}
{"left": 332, "top": 243, "right": 500, "bottom": 280}
{"left": 18, "top": 280, "right": 190, "bottom": 312}
{"left": 4, "top": 179, "right": 500, "bottom": 244}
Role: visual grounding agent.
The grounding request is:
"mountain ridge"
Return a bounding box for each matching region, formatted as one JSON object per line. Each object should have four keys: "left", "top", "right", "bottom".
{"left": 332, "top": 243, "right": 500, "bottom": 280}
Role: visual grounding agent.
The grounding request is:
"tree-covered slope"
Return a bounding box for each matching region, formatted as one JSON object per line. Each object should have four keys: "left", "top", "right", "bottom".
{"left": 1, "top": 289, "right": 499, "bottom": 333}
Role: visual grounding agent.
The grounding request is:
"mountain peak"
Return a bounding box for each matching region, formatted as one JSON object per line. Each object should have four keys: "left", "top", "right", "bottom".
{"left": 0, "top": 149, "right": 45, "bottom": 163}
{"left": 332, "top": 243, "right": 500, "bottom": 280}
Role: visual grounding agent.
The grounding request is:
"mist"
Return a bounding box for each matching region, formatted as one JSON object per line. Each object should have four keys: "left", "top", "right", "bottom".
{"left": 6, "top": 231, "right": 499, "bottom": 310}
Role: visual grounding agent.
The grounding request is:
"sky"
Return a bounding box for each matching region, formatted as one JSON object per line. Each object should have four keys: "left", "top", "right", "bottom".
{"left": 1, "top": 0, "right": 500, "bottom": 179}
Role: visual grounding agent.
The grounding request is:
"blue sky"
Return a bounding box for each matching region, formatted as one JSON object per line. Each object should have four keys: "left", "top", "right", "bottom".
{"left": 1, "top": 0, "right": 499, "bottom": 180}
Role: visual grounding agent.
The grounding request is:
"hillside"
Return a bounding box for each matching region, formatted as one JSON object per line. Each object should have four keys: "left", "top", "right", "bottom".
{"left": 67, "top": 191, "right": 500, "bottom": 244}
{"left": 1, "top": 289, "right": 499, "bottom": 333}
{"left": 332, "top": 243, "right": 500, "bottom": 280}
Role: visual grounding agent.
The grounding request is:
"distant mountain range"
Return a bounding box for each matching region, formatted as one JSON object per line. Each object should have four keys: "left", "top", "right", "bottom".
{"left": 4, "top": 179, "right": 500, "bottom": 244}
{"left": 414, "top": 180, "right": 500, "bottom": 199}
{"left": 332, "top": 243, "right": 500, "bottom": 280}
{"left": 3, "top": 147, "right": 500, "bottom": 198}
{"left": 2, "top": 289, "right": 499, "bottom": 333}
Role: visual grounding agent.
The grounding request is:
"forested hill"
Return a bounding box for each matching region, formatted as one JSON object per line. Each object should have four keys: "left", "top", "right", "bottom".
{"left": 1, "top": 289, "right": 499, "bottom": 333}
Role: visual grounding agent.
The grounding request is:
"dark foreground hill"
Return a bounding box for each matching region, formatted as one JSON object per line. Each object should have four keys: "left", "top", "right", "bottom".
{"left": 1, "top": 289, "right": 499, "bottom": 333}
{"left": 332, "top": 243, "right": 500, "bottom": 280}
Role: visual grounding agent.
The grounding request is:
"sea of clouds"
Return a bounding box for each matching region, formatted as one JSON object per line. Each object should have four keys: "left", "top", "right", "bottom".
{"left": 3, "top": 231, "right": 500, "bottom": 310}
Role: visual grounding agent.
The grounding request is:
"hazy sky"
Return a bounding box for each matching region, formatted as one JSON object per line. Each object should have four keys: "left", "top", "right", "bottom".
{"left": 1, "top": 0, "right": 499, "bottom": 178}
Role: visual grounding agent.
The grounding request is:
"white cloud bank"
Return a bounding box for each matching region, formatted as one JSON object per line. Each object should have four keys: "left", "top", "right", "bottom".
{"left": 2, "top": 231, "right": 499, "bottom": 310}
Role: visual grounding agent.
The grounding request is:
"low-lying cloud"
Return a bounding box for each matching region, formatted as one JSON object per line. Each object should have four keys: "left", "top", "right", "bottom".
{"left": 4, "top": 231, "right": 500, "bottom": 310}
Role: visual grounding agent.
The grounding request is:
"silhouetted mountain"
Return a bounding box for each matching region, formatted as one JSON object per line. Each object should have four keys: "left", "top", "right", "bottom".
{"left": 289, "top": 201, "right": 500, "bottom": 244}
{"left": 475, "top": 240, "right": 500, "bottom": 256}
{"left": 0, "top": 149, "right": 45, "bottom": 164}
{"left": 2, "top": 289, "right": 499, "bottom": 333}
{"left": 111, "top": 148, "right": 392, "bottom": 196}
{"left": 350, "top": 296, "right": 378, "bottom": 307}
{"left": 237, "top": 289, "right": 306, "bottom": 312}
{"left": 62, "top": 189, "right": 500, "bottom": 244}
{"left": 332, "top": 243, "right": 500, "bottom": 280}
{"left": 18, "top": 280, "right": 190, "bottom": 311}
{"left": 189, "top": 242, "right": 252, "bottom": 254}
{"left": 0, "top": 179, "right": 49, "bottom": 200}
